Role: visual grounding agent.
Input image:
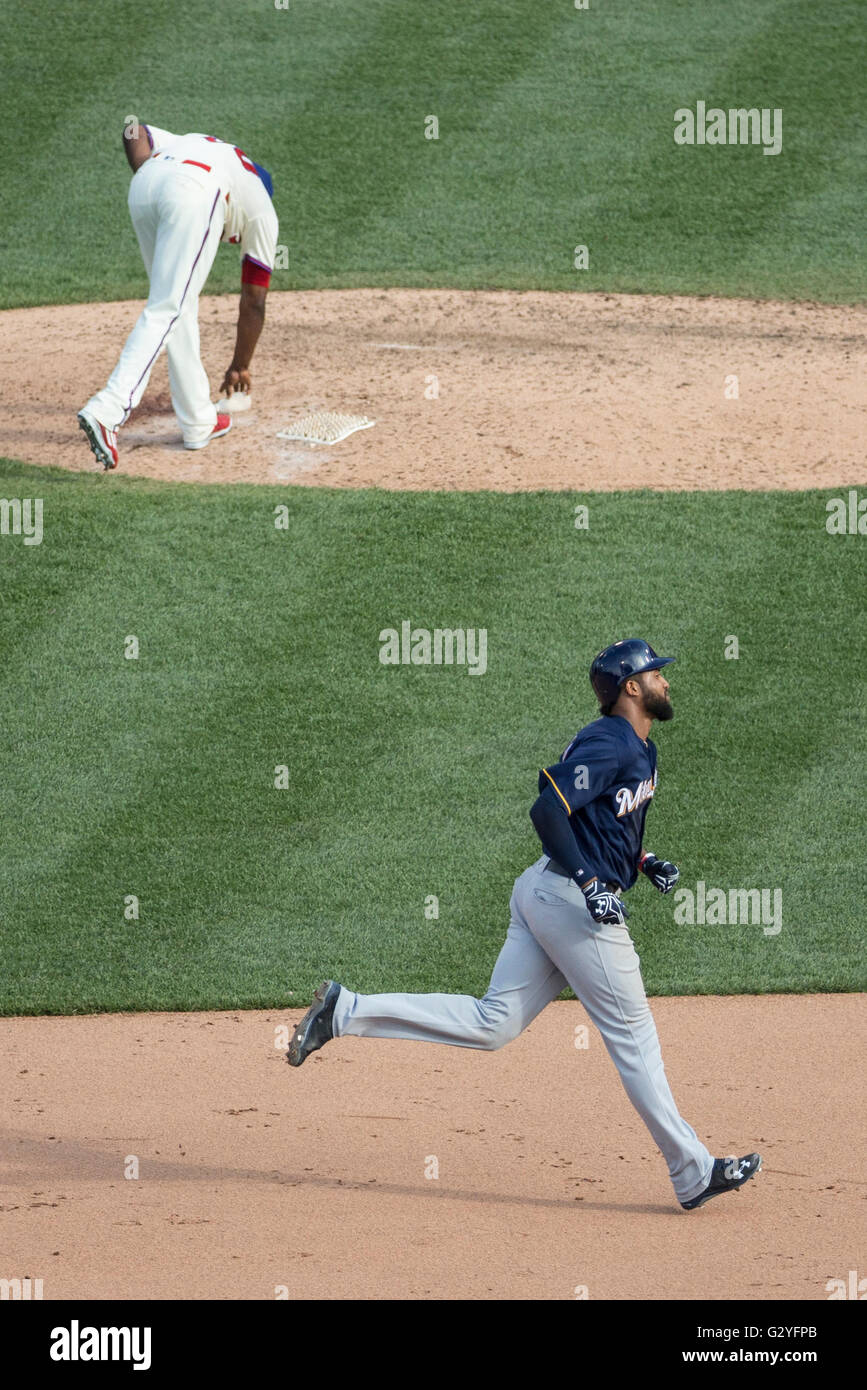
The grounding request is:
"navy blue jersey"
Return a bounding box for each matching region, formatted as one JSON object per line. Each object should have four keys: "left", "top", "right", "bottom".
{"left": 538, "top": 716, "right": 658, "bottom": 890}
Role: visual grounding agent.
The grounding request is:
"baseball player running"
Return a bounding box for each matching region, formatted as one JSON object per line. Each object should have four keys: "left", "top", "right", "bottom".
{"left": 287, "top": 639, "right": 762, "bottom": 1211}
{"left": 78, "top": 120, "right": 279, "bottom": 469}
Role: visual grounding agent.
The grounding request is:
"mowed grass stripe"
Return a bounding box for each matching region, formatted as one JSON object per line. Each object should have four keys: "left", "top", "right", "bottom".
{"left": 653, "top": 0, "right": 866, "bottom": 300}
{"left": 1, "top": 0, "right": 863, "bottom": 305}
{"left": 0, "top": 466, "right": 864, "bottom": 1013}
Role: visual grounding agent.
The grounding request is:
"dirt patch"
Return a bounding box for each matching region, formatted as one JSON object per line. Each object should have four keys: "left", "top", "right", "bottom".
{"left": 3, "top": 290, "right": 863, "bottom": 1301}
{"left": 4, "top": 289, "right": 865, "bottom": 489}
{"left": 1, "top": 995, "right": 861, "bottom": 1300}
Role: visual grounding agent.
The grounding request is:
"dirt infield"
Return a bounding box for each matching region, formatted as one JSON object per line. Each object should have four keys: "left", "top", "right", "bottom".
{"left": 4, "top": 289, "right": 865, "bottom": 489}
{"left": 1, "top": 996, "right": 863, "bottom": 1301}
{"left": 3, "top": 288, "right": 864, "bottom": 1301}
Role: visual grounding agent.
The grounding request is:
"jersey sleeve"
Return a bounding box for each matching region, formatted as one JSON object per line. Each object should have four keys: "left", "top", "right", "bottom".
{"left": 240, "top": 200, "right": 279, "bottom": 286}
{"left": 142, "top": 123, "right": 179, "bottom": 153}
{"left": 538, "top": 731, "right": 622, "bottom": 815}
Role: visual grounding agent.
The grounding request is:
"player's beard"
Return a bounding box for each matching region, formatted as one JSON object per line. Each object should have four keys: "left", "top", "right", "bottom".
{"left": 643, "top": 689, "right": 674, "bottom": 721}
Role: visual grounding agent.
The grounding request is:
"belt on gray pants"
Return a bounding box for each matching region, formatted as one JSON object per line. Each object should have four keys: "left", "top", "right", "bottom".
{"left": 544, "top": 858, "right": 623, "bottom": 897}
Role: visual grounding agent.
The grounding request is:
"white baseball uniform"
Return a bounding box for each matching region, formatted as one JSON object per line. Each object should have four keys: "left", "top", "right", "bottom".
{"left": 81, "top": 124, "right": 279, "bottom": 446}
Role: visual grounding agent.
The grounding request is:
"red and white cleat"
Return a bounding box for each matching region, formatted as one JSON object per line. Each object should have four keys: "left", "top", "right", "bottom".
{"left": 184, "top": 413, "right": 232, "bottom": 450}
{"left": 78, "top": 408, "right": 119, "bottom": 470}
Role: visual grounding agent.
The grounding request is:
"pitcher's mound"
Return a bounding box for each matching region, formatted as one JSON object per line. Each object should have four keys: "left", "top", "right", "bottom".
{"left": 5, "top": 289, "right": 865, "bottom": 489}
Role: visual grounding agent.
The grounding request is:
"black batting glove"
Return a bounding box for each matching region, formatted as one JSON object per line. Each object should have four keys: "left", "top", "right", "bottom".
{"left": 580, "top": 878, "right": 629, "bottom": 926}
{"left": 639, "top": 852, "right": 680, "bottom": 894}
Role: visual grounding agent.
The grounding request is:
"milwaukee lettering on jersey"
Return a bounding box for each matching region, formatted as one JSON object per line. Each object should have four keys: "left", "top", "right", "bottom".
{"left": 615, "top": 772, "right": 657, "bottom": 818}
{"left": 538, "top": 715, "right": 659, "bottom": 890}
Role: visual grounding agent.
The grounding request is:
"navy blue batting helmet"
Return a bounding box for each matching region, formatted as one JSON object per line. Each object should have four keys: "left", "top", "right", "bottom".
{"left": 590, "top": 639, "right": 675, "bottom": 707}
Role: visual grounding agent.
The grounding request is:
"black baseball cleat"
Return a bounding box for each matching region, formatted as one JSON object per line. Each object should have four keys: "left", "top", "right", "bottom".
{"left": 287, "top": 980, "right": 341, "bottom": 1067}
{"left": 681, "top": 1153, "right": 762, "bottom": 1210}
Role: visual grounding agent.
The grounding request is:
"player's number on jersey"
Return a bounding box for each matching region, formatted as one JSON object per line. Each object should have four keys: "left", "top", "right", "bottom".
{"left": 205, "top": 134, "right": 258, "bottom": 176}
{"left": 233, "top": 146, "right": 257, "bottom": 174}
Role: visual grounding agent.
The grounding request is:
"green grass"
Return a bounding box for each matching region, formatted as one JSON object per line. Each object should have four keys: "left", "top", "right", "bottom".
{"left": 1, "top": 0, "right": 863, "bottom": 307}
{"left": 1, "top": 460, "right": 864, "bottom": 1013}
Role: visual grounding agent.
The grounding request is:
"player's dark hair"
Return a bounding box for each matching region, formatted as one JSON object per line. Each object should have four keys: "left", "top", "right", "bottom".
{"left": 599, "top": 702, "right": 614, "bottom": 716}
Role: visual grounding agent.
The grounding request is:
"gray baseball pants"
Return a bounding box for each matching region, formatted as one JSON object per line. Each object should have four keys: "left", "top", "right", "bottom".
{"left": 332, "top": 854, "right": 713, "bottom": 1204}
